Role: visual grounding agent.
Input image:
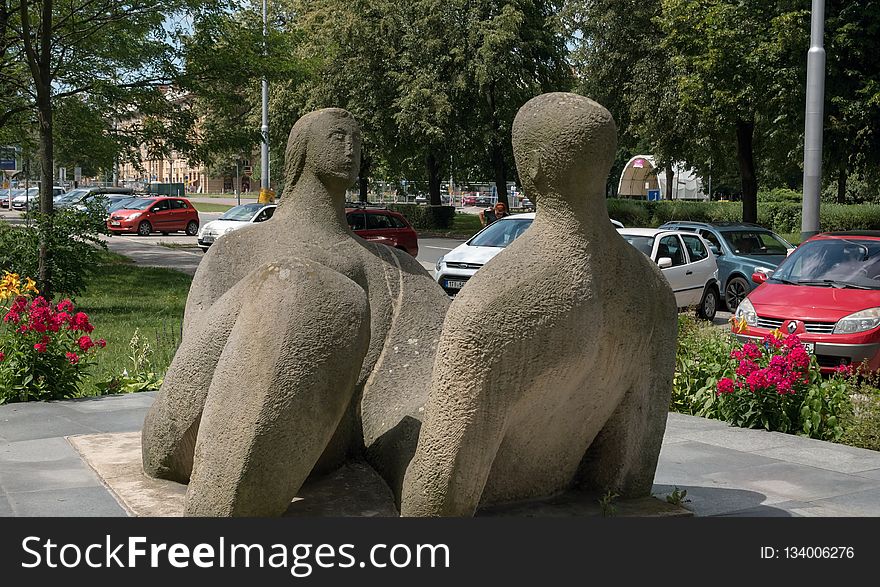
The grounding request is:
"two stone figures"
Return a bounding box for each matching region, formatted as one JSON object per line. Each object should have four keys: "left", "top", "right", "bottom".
{"left": 141, "top": 93, "right": 677, "bottom": 517}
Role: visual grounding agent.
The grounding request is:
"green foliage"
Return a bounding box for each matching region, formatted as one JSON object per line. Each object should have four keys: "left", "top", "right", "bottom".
{"left": 94, "top": 328, "right": 164, "bottom": 394}
{"left": 671, "top": 316, "right": 734, "bottom": 420}
{"left": 386, "top": 204, "right": 456, "bottom": 230}
{"left": 666, "top": 487, "right": 689, "bottom": 506}
{"left": 840, "top": 385, "right": 880, "bottom": 452}
{"left": 0, "top": 202, "right": 108, "bottom": 296}
{"left": 598, "top": 490, "right": 619, "bottom": 517}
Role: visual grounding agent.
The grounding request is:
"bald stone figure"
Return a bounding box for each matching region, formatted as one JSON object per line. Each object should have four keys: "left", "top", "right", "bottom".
{"left": 400, "top": 93, "right": 678, "bottom": 517}
{"left": 141, "top": 108, "right": 449, "bottom": 516}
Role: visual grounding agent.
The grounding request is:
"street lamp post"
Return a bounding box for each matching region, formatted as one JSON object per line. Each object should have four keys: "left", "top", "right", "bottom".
{"left": 259, "top": 0, "right": 271, "bottom": 203}
{"left": 801, "top": 0, "right": 826, "bottom": 241}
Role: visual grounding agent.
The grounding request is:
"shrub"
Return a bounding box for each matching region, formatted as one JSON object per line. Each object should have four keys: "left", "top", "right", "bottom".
{"left": 671, "top": 315, "right": 735, "bottom": 420}
{"left": 715, "top": 328, "right": 851, "bottom": 440}
{"left": 0, "top": 201, "right": 109, "bottom": 295}
{"left": 0, "top": 273, "right": 106, "bottom": 403}
{"left": 386, "top": 204, "right": 456, "bottom": 230}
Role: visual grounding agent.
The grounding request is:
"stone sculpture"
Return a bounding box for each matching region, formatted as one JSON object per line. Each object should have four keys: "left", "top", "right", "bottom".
{"left": 141, "top": 108, "right": 450, "bottom": 516}
{"left": 400, "top": 92, "right": 678, "bottom": 517}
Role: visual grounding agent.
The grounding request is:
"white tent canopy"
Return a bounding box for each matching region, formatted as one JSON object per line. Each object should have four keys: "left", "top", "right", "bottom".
{"left": 617, "top": 155, "right": 708, "bottom": 201}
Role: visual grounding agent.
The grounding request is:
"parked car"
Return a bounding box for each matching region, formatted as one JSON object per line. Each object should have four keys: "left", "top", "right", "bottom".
{"left": 12, "top": 186, "right": 65, "bottom": 210}
{"left": 733, "top": 231, "right": 880, "bottom": 373}
{"left": 107, "top": 196, "right": 199, "bottom": 236}
{"left": 346, "top": 206, "right": 419, "bottom": 257}
{"left": 0, "top": 188, "right": 11, "bottom": 208}
{"left": 198, "top": 203, "right": 277, "bottom": 251}
{"left": 462, "top": 195, "right": 478, "bottom": 206}
{"left": 658, "top": 221, "right": 795, "bottom": 311}
{"left": 57, "top": 186, "right": 134, "bottom": 209}
{"left": 434, "top": 213, "right": 625, "bottom": 297}
{"left": 72, "top": 192, "right": 136, "bottom": 212}
{"left": 618, "top": 228, "right": 720, "bottom": 320}
{"left": 414, "top": 194, "right": 428, "bottom": 204}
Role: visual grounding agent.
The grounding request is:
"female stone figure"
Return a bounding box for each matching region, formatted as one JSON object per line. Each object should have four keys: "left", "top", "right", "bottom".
{"left": 141, "top": 108, "right": 449, "bottom": 516}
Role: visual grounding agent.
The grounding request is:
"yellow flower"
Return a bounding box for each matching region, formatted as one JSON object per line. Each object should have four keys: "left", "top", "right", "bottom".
{"left": 23, "top": 277, "right": 38, "bottom": 294}
{"left": 769, "top": 328, "right": 785, "bottom": 341}
{"left": 728, "top": 315, "right": 749, "bottom": 334}
{"left": 0, "top": 272, "right": 21, "bottom": 299}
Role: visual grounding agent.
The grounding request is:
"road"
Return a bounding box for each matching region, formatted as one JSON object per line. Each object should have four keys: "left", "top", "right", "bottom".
{"left": 0, "top": 207, "right": 731, "bottom": 325}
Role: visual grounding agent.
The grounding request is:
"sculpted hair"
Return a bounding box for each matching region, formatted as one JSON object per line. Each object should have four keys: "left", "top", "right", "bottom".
{"left": 282, "top": 108, "right": 356, "bottom": 199}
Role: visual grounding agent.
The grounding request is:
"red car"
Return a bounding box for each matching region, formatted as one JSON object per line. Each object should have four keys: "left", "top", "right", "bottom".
{"left": 733, "top": 231, "right": 880, "bottom": 372}
{"left": 346, "top": 206, "right": 418, "bottom": 257}
{"left": 107, "top": 196, "right": 199, "bottom": 236}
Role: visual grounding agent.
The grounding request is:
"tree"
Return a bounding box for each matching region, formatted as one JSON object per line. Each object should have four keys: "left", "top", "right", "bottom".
{"left": 463, "top": 1, "right": 572, "bottom": 206}
{"left": 0, "top": 0, "right": 211, "bottom": 297}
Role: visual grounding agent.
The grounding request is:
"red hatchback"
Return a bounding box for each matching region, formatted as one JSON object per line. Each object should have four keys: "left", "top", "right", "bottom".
{"left": 345, "top": 206, "right": 419, "bottom": 257}
{"left": 108, "top": 196, "right": 200, "bottom": 236}
{"left": 733, "top": 231, "right": 880, "bottom": 372}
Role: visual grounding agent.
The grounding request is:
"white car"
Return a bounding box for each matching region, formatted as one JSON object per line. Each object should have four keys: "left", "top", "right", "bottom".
{"left": 197, "top": 203, "right": 277, "bottom": 251}
{"left": 434, "top": 212, "right": 624, "bottom": 297}
{"left": 12, "top": 186, "right": 65, "bottom": 210}
{"left": 617, "top": 228, "right": 720, "bottom": 320}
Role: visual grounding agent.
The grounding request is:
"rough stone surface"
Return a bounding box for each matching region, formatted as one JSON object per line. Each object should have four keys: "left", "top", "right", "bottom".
{"left": 141, "top": 108, "right": 449, "bottom": 516}
{"left": 75, "top": 431, "right": 688, "bottom": 518}
{"left": 400, "top": 92, "right": 678, "bottom": 516}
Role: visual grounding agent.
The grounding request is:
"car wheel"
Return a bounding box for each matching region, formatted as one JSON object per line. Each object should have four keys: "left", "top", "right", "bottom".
{"left": 186, "top": 221, "right": 199, "bottom": 236}
{"left": 137, "top": 221, "right": 152, "bottom": 236}
{"left": 725, "top": 276, "right": 750, "bottom": 311}
{"left": 697, "top": 285, "right": 719, "bottom": 321}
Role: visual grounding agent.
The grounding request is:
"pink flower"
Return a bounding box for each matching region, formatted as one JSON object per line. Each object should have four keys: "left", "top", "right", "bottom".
{"left": 96, "top": 338, "right": 106, "bottom": 348}
{"left": 0, "top": 350, "right": 5, "bottom": 361}
{"left": 56, "top": 299, "right": 74, "bottom": 312}
{"left": 742, "top": 342, "right": 762, "bottom": 360}
{"left": 77, "top": 336, "right": 94, "bottom": 351}
{"left": 736, "top": 360, "right": 759, "bottom": 377}
{"left": 33, "top": 342, "right": 47, "bottom": 353}
{"left": 65, "top": 352, "right": 79, "bottom": 365}
{"left": 4, "top": 310, "right": 20, "bottom": 323}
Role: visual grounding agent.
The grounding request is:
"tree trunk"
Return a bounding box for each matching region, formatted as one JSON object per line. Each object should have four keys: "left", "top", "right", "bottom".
{"left": 426, "top": 151, "right": 442, "bottom": 206}
{"left": 735, "top": 120, "right": 758, "bottom": 224}
{"left": 836, "top": 164, "right": 847, "bottom": 204}
{"left": 487, "top": 85, "right": 508, "bottom": 206}
{"left": 665, "top": 168, "right": 674, "bottom": 200}
{"left": 358, "top": 153, "right": 371, "bottom": 203}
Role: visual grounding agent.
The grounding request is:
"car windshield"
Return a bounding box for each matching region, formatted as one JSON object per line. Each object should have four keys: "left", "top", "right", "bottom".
{"left": 620, "top": 234, "right": 655, "bottom": 256}
{"left": 58, "top": 189, "right": 87, "bottom": 202}
{"left": 121, "top": 198, "right": 157, "bottom": 210}
{"left": 109, "top": 197, "right": 138, "bottom": 211}
{"left": 721, "top": 230, "right": 790, "bottom": 255}
{"left": 219, "top": 203, "right": 264, "bottom": 221}
{"left": 771, "top": 238, "right": 880, "bottom": 289}
{"left": 468, "top": 217, "right": 533, "bottom": 248}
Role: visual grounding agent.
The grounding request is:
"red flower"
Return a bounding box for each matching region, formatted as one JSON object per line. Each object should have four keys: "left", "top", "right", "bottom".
{"left": 70, "top": 312, "right": 93, "bottom": 333}
{"left": 96, "top": 338, "right": 107, "bottom": 348}
{"left": 717, "top": 377, "right": 735, "bottom": 395}
{"left": 0, "top": 351, "right": 5, "bottom": 362}
{"left": 56, "top": 299, "right": 74, "bottom": 312}
{"left": 33, "top": 342, "right": 48, "bottom": 353}
{"left": 742, "top": 342, "right": 762, "bottom": 360}
{"left": 77, "top": 335, "right": 94, "bottom": 351}
{"left": 65, "top": 352, "right": 79, "bottom": 365}
{"left": 30, "top": 296, "right": 49, "bottom": 310}
{"left": 4, "top": 310, "right": 20, "bottom": 323}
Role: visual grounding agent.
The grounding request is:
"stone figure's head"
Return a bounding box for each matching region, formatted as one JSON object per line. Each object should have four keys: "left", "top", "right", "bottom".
{"left": 283, "top": 108, "right": 362, "bottom": 195}
{"left": 512, "top": 93, "right": 616, "bottom": 207}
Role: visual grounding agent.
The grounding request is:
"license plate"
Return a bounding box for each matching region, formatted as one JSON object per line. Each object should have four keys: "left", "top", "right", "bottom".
{"left": 202, "top": 236, "right": 214, "bottom": 243}
{"left": 110, "top": 221, "right": 120, "bottom": 226}
{"left": 444, "top": 279, "right": 467, "bottom": 290}
{"left": 803, "top": 342, "right": 815, "bottom": 354}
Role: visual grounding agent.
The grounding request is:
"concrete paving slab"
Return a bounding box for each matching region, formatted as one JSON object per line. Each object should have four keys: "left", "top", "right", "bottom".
{"left": 0, "top": 437, "right": 80, "bottom": 463}
{"left": 60, "top": 408, "right": 148, "bottom": 434}
{"left": 0, "top": 457, "right": 102, "bottom": 493}
{"left": 753, "top": 440, "right": 880, "bottom": 475}
{"left": 651, "top": 483, "right": 791, "bottom": 517}
{"left": 680, "top": 427, "right": 795, "bottom": 453}
{"left": 853, "top": 468, "right": 880, "bottom": 481}
{"left": 0, "top": 491, "right": 13, "bottom": 516}
{"left": 655, "top": 441, "right": 783, "bottom": 481}
{"left": 810, "top": 487, "right": 880, "bottom": 516}
{"left": 63, "top": 393, "right": 157, "bottom": 413}
{"left": 6, "top": 486, "right": 127, "bottom": 516}
{"left": 0, "top": 411, "right": 101, "bottom": 442}
{"left": 703, "top": 462, "right": 880, "bottom": 503}
{"left": 665, "top": 412, "right": 732, "bottom": 431}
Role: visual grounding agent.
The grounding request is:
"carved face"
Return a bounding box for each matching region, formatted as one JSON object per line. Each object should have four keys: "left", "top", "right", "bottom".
{"left": 307, "top": 115, "right": 362, "bottom": 185}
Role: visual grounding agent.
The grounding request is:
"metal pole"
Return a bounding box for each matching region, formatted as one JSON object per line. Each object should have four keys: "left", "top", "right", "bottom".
{"left": 801, "top": 0, "right": 825, "bottom": 241}
{"left": 259, "top": 0, "right": 271, "bottom": 202}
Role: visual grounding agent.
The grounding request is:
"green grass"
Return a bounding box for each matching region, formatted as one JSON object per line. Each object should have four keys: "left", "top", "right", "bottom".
{"left": 193, "top": 202, "right": 233, "bottom": 213}
{"left": 74, "top": 252, "right": 191, "bottom": 394}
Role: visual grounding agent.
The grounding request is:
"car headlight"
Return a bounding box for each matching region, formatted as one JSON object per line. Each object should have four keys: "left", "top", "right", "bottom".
{"left": 128, "top": 212, "right": 142, "bottom": 220}
{"left": 735, "top": 297, "right": 758, "bottom": 327}
{"left": 222, "top": 226, "right": 237, "bottom": 235}
{"left": 436, "top": 256, "right": 445, "bottom": 272}
{"left": 833, "top": 307, "right": 880, "bottom": 334}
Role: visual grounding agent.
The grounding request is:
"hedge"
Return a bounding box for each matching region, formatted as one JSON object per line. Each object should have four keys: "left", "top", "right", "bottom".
{"left": 386, "top": 204, "right": 456, "bottom": 230}
{"left": 606, "top": 199, "right": 880, "bottom": 234}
